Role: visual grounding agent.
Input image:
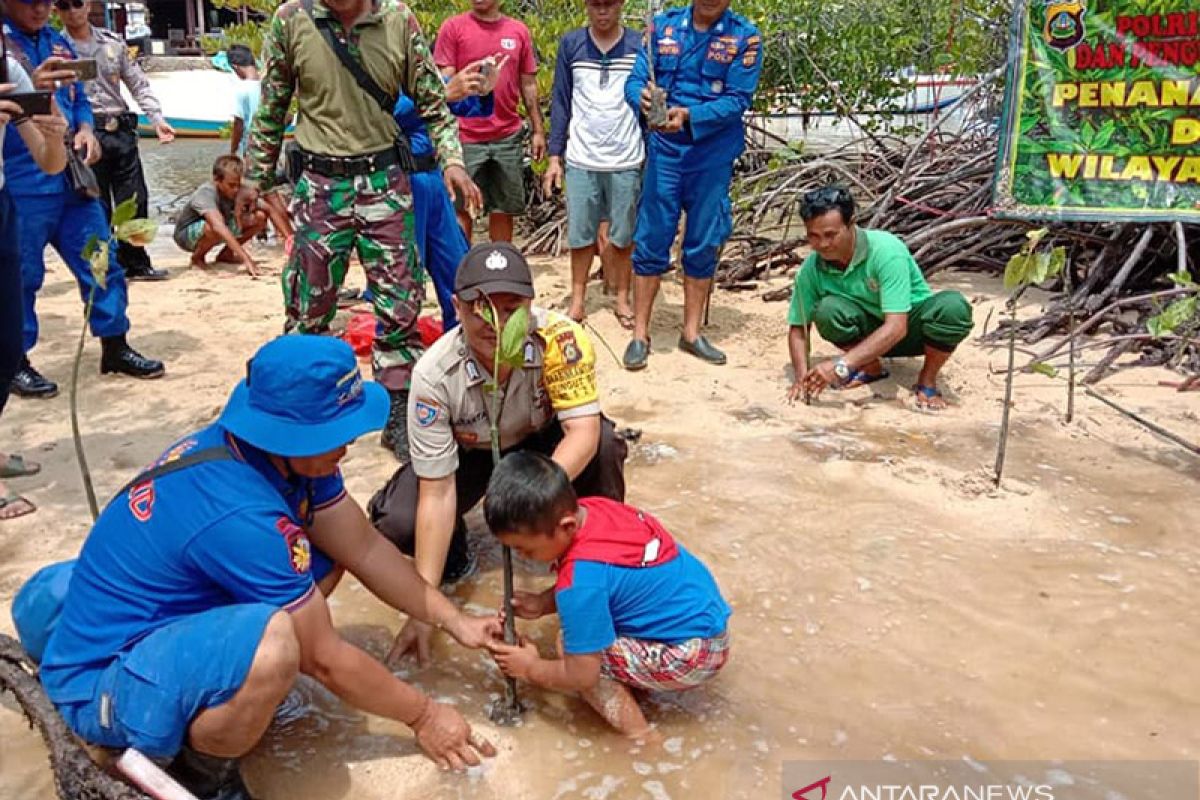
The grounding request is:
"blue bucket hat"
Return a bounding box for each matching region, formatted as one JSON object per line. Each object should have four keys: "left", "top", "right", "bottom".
{"left": 217, "top": 335, "right": 389, "bottom": 457}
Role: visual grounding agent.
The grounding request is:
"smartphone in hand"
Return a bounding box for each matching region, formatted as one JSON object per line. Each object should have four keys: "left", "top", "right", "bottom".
{"left": 7, "top": 91, "right": 53, "bottom": 117}
{"left": 63, "top": 58, "right": 98, "bottom": 81}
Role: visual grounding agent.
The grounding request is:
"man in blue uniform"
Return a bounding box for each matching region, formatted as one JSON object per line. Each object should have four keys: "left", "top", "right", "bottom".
{"left": 3, "top": 0, "right": 163, "bottom": 399}
{"left": 391, "top": 60, "right": 494, "bottom": 334}
{"left": 621, "top": 0, "right": 761, "bottom": 370}
{"left": 32, "top": 336, "right": 497, "bottom": 799}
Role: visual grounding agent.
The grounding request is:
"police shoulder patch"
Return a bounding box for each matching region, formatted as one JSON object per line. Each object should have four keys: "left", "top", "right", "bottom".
{"left": 276, "top": 517, "right": 312, "bottom": 574}
{"left": 128, "top": 481, "right": 155, "bottom": 522}
{"left": 414, "top": 399, "right": 441, "bottom": 427}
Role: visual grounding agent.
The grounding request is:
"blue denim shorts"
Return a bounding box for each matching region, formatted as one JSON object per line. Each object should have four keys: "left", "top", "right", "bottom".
{"left": 57, "top": 603, "right": 281, "bottom": 758}
{"left": 565, "top": 165, "right": 642, "bottom": 250}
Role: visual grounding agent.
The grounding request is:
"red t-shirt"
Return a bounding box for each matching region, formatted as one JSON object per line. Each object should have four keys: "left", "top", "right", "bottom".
{"left": 434, "top": 12, "right": 538, "bottom": 144}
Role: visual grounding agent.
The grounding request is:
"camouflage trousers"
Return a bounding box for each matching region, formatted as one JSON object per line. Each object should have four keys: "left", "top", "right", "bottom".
{"left": 284, "top": 164, "right": 424, "bottom": 390}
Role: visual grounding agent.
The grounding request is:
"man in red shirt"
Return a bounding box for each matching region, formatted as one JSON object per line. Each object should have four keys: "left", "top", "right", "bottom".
{"left": 435, "top": 0, "right": 546, "bottom": 243}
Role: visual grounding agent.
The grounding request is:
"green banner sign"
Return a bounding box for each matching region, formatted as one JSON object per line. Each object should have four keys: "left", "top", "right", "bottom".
{"left": 994, "top": 0, "right": 1200, "bottom": 221}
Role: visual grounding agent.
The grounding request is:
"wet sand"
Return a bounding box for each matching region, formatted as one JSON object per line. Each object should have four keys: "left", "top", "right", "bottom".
{"left": 1, "top": 239, "right": 1198, "bottom": 799}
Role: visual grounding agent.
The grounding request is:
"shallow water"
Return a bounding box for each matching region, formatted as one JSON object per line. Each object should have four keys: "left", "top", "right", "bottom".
{"left": 231, "top": 421, "right": 1200, "bottom": 799}
{"left": 139, "top": 138, "right": 227, "bottom": 217}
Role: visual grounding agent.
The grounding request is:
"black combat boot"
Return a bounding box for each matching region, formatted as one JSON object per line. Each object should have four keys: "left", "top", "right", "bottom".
{"left": 10, "top": 358, "right": 59, "bottom": 398}
{"left": 166, "top": 747, "right": 258, "bottom": 800}
{"left": 100, "top": 335, "right": 166, "bottom": 379}
{"left": 380, "top": 388, "right": 410, "bottom": 462}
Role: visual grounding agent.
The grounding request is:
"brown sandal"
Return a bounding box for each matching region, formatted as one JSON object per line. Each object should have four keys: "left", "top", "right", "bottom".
{"left": 0, "top": 493, "right": 37, "bottom": 521}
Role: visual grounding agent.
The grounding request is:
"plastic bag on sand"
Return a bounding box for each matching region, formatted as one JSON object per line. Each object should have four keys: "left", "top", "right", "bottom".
{"left": 342, "top": 312, "right": 443, "bottom": 357}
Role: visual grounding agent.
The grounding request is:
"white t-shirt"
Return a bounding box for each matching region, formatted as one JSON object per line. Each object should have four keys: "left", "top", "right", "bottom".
{"left": 1, "top": 56, "right": 36, "bottom": 191}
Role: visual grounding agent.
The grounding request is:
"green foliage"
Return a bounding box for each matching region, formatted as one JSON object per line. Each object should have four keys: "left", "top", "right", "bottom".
{"left": 197, "top": 0, "right": 1011, "bottom": 119}
{"left": 1147, "top": 295, "right": 1198, "bottom": 337}
{"left": 1003, "top": 228, "right": 1066, "bottom": 289}
{"left": 497, "top": 305, "right": 531, "bottom": 368}
{"left": 111, "top": 196, "right": 139, "bottom": 229}
{"left": 81, "top": 235, "right": 108, "bottom": 290}
{"left": 116, "top": 219, "right": 160, "bottom": 248}
{"left": 1029, "top": 360, "right": 1058, "bottom": 378}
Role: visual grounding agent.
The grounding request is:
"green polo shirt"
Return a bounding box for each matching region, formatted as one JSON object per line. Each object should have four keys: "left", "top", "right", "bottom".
{"left": 246, "top": 0, "right": 464, "bottom": 187}
{"left": 788, "top": 228, "right": 932, "bottom": 326}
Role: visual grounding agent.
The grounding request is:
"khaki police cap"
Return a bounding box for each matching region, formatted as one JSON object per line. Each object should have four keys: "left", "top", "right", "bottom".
{"left": 454, "top": 242, "right": 535, "bottom": 302}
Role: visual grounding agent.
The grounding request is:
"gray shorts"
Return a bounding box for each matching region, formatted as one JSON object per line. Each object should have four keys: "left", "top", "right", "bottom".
{"left": 461, "top": 130, "right": 527, "bottom": 215}
{"left": 565, "top": 165, "right": 642, "bottom": 250}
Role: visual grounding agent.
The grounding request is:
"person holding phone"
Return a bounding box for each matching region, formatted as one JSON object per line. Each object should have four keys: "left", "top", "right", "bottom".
{"left": 59, "top": 0, "right": 174, "bottom": 282}
{"left": 0, "top": 50, "right": 68, "bottom": 521}
{"left": 435, "top": 0, "right": 545, "bottom": 244}
{"left": 3, "top": 0, "right": 166, "bottom": 400}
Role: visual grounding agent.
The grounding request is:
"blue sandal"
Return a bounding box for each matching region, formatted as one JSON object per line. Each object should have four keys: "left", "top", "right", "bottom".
{"left": 835, "top": 368, "right": 889, "bottom": 390}
{"left": 912, "top": 384, "right": 946, "bottom": 410}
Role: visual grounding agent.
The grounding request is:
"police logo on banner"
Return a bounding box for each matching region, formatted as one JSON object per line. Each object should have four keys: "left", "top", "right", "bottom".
{"left": 414, "top": 400, "right": 440, "bottom": 427}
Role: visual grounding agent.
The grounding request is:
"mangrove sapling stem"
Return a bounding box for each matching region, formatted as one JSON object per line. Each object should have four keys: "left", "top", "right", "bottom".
{"left": 1083, "top": 387, "right": 1200, "bottom": 457}
{"left": 1174, "top": 221, "right": 1188, "bottom": 277}
{"left": 489, "top": 368, "right": 521, "bottom": 724}
{"left": 73, "top": 290, "right": 100, "bottom": 521}
{"left": 994, "top": 287, "right": 1027, "bottom": 487}
{"left": 1065, "top": 259, "right": 1076, "bottom": 424}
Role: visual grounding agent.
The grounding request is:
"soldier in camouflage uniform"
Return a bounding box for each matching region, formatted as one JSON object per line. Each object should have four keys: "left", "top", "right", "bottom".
{"left": 241, "top": 0, "right": 479, "bottom": 461}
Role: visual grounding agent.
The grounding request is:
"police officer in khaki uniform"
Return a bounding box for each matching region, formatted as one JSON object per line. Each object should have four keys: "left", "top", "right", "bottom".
{"left": 59, "top": 0, "right": 174, "bottom": 281}
{"left": 369, "top": 241, "right": 628, "bottom": 664}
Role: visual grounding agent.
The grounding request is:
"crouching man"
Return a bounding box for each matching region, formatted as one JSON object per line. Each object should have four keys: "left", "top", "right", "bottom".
{"left": 788, "top": 185, "right": 974, "bottom": 410}
{"left": 31, "top": 336, "right": 497, "bottom": 799}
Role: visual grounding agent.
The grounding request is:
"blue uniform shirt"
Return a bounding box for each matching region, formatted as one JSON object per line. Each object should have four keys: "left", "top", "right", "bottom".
{"left": 394, "top": 90, "right": 493, "bottom": 159}
{"left": 624, "top": 5, "right": 762, "bottom": 164}
{"left": 557, "top": 544, "right": 732, "bottom": 655}
{"left": 40, "top": 424, "right": 346, "bottom": 705}
{"left": 1, "top": 22, "right": 94, "bottom": 196}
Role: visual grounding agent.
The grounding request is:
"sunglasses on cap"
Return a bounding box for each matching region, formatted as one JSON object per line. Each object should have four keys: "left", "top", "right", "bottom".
{"left": 54, "top": 0, "right": 86, "bottom": 9}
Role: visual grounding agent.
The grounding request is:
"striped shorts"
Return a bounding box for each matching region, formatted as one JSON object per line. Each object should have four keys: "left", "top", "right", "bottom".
{"left": 600, "top": 631, "right": 730, "bottom": 692}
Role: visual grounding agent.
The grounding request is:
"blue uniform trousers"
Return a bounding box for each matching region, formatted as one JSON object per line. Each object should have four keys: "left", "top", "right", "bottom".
{"left": 0, "top": 188, "right": 22, "bottom": 414}
{"left": 632, "top": 139, "right": 734, "bottom": 280}
{"left": 412, "top": 168, "right": 468, "bottom": 330}
{"left": 18, "top": 191, "right": 130, "bottom": 353}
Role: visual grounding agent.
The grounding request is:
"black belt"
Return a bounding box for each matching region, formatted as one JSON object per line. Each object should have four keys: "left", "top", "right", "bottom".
{"left": 298, "top": 144, "right": 415, "bottom": 178}
{"left": 95, "top": 112, "right": 138, "bottom": 133}
{"left": 411, "top": 153, "right": 438, "bottom": 173}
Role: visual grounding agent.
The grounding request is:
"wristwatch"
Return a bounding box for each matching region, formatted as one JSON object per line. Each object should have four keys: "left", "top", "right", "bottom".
{"left": 833, "top": 358, "right": 851, "bottom": 383}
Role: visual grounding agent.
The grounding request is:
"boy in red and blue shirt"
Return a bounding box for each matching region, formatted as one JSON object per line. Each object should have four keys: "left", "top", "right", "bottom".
{"left": 486, "top": 452, "right": 730, "bottom": 741}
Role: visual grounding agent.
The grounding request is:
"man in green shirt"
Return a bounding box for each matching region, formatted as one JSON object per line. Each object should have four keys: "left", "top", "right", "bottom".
{"left": 240, "top": 0, "right": 481, "bottom": 461}
{"left": 787, "top": 186, "right": 973, "bottom": 410}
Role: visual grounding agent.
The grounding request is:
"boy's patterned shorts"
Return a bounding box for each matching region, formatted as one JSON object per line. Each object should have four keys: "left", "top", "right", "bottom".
{"left": 600, "top": 631, "right": 730, "bottom": 692}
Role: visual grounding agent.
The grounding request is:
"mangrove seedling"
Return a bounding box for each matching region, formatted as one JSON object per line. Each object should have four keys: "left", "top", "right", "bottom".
{"left": 995, "top": 228, "right": 1064, "bottom": 487}
{"left": 74, "top": 197, "right": 159, "bottom": 520}
{"left": 478, "top": 296, "right": 530, "bottom": 724}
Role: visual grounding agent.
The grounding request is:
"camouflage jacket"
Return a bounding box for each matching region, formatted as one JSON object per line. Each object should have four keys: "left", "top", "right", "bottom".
{"left": 245, "top": 0, "right": 464, "bottom": 188}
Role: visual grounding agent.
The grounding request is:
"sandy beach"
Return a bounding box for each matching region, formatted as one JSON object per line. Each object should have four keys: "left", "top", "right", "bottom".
{"left": 1, "top": 236, "right": 1198, "bottom": 800}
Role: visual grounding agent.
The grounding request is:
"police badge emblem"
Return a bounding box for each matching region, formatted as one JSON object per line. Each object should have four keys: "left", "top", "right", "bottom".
{"left": 1043, "top": 0, "right": 1086, "bottom": 51}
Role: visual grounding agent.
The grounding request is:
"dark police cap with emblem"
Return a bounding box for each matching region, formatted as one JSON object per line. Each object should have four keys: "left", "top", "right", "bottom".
{"left": 454, "top": 241, "right": 535, "bottom": 301}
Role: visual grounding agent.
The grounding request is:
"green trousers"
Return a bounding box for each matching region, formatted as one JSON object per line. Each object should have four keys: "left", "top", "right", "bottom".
{"left": 812, "top": 290, "right": 974, "bottom": 357}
